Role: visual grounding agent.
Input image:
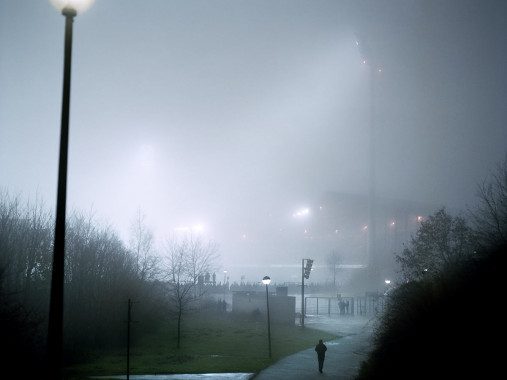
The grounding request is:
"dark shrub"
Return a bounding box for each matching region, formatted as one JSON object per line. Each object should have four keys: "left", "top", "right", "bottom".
{"left": 357, "top": 245, "right": 506, "bottom": 379}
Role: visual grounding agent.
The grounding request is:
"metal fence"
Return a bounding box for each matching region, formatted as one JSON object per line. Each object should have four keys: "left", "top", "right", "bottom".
{"left": 305, "top": 295, "right": 388, "bottom": 316}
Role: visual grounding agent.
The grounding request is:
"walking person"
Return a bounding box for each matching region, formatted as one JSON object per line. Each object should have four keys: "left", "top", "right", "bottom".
{"left": 315, "top": 339, "right": 328, "bottom": 373}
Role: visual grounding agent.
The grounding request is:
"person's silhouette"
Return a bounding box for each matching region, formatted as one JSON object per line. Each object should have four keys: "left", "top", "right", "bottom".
{"left": 315, "top": 339, "right": 327, "bottom": 373}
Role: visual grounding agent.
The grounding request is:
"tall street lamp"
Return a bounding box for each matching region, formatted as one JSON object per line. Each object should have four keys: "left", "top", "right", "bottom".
{"left": 262, "top": 276, "right": 272, "bottom": 359}
{"left": 355, "top": 35, "right": 381, "bottom": 290}
{"left": 46, "top": 1, "right": 94, "bottom": 379}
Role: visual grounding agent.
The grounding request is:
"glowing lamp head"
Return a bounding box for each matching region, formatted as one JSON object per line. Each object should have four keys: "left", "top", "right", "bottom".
{"left": 262, "top": 276, "right": 271, "bottom": 285}
{"left": 50, "top": 0, "right": 95, "bottom": 15}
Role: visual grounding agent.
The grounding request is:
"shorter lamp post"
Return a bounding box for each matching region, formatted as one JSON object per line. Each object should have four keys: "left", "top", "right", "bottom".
{"left": 384, "top": 279, "right": 391, "bottom": 294}
{"left": 384, "top": 279, "right": 391, "bottom": 310}
{"left": 262, "top": 276, "right": 272, "bottom": 359}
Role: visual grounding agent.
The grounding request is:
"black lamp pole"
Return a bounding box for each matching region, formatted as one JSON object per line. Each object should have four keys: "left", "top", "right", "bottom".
{"left": 45, "top": 7, "right": 76, "bottom": 380}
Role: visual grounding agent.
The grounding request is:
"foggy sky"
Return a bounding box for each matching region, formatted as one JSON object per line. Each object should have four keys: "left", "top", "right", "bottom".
{"left": 1, "top": 0, "right": 506, "bottom": 283}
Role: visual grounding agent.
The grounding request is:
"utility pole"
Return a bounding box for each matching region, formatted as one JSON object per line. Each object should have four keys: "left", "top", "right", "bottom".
{"left": 127, "top": 299, "right": 132, "bottom": 380}
{"left": 355, "top": 34, "right": 381, "bottom": 290}
{"left": 367, "top": 61, "right": 378, "bottom": 290}
{"left": 126, "top": 299, "right": 138, "bottom": 380}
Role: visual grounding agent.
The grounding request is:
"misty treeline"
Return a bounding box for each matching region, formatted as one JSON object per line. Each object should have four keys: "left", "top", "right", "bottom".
{"left": 357, "top": 155, "right": 507, "bottom": 379}
{"left": 0, "top": 190, "right": 221, "bottom": 373}
{"left": 392, "top": 154, "right": 507, "bottom": 282}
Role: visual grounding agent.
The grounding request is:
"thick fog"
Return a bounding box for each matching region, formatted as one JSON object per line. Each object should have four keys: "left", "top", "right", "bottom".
{"left": 1, "top": 0, "right": 506, "bottom": 284}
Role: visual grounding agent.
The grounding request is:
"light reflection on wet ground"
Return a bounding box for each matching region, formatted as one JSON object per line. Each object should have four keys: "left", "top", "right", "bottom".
{"left": 90, "top": 373, "right": 254, "bottom": 379}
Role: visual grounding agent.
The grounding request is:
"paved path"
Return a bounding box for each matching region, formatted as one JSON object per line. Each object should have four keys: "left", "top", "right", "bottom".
{"left": 251, "top": 314, "right": 376, "bottom": 380}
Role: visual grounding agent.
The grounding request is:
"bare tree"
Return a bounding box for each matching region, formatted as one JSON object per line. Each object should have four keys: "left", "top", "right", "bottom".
{"left": 129, "top": 209, "right": 159, "bottom": 281}
{"left": 470, "top": 154, "right": 507, "bottom": 249}
{"left": 163, "top": 233, "right": 220, "bottom": 348}
{"left": 0, "top": 191, "right": 53, "bottom": 306}
{"left": 185, "top": 235, "right": 219, "bottom": 299}
{"left": 64, "top": 211, "right": 138, "bottom": 348}
{"left": 165, "top": 240, "right": 194, "bottom": 349}
{"left": 0, "top": 191, "right": 167, "bottom": 355}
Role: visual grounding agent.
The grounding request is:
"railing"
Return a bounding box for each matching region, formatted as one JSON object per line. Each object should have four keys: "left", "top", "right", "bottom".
{"left": 305, "top": 295, "right": 388, "bottom": 316}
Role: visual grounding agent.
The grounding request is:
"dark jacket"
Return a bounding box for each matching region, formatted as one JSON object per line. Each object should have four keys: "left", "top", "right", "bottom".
{"left": 315, "top": 342, "right": 327, "bottom": 358}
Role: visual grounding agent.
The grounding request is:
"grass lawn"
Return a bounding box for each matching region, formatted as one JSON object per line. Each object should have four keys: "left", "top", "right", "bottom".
{"left": 63, "top": 313, "right": 339, "bottom": 379}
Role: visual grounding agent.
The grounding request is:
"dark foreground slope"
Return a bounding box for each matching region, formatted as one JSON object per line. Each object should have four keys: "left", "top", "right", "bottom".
{"left": 357, "top": 245, "right": 506, "bottom": 380}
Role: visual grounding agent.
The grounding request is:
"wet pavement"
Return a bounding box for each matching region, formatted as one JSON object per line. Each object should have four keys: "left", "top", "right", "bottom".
{"left": 90, "top": 374, "right": 253, "bottom": 379}
{"left": 252, "top": 314, "right": 375, "bottom": 380}
{"left": 90, "top": 314, "right": 376, "bottom": 380}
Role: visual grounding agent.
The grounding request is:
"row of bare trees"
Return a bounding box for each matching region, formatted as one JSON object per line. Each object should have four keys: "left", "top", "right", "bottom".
{"left": 0, "top": 190, "right": 221, "bottom": 372}
{"left": 0, "top": 193, "right": 157, "bottom": 357}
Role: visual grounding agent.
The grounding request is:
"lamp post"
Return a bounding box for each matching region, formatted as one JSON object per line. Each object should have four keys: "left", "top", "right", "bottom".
{"left": 384, "top": 279, "right": 391, "bottom": 310}
{"left": 46, "top": 1, "right": 94, "bottom": 379}
{"left": 262, "top": 276, "right": 272, "bottom": 359}
{"left": 384, "top": 279, "right": 391, "bottom": 295}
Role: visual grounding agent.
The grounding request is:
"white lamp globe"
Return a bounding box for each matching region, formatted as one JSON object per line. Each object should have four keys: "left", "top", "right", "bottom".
{"left": 50, "top": 0, "right": 95, "bottom": 14}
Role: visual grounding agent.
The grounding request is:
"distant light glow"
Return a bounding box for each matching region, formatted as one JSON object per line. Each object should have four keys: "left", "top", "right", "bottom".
{"left": 175, "top": 224, "right": 204, "bottom": 233}
{"left": 293, "top": 208, "right": 309, "bottom": 217}
{"left": 390, "top": 221, "right": 395, "bottom": 227}
{"left": 192, "top": 224, "right": 203, "bottom": 232}
{"left": 363, "top": 225, "right": 368, "bottom": 231}
{"left": 136, "top": 144, "right": 156, "bottom": 170}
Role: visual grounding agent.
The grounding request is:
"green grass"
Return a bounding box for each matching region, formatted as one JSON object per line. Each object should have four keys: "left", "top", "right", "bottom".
{"left": 63, "top": 313, "right": 338, "bottom": 379}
